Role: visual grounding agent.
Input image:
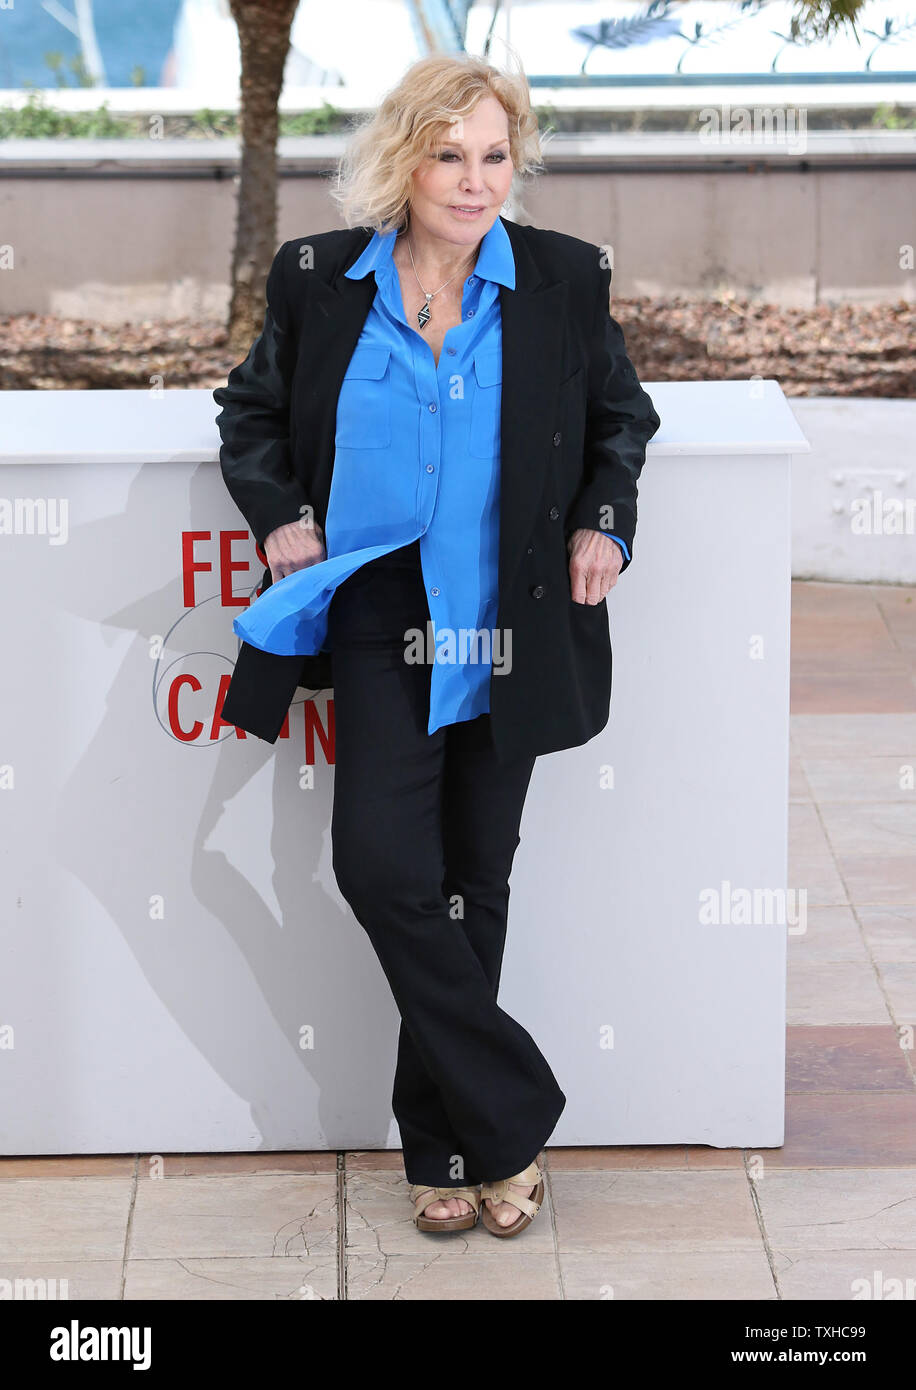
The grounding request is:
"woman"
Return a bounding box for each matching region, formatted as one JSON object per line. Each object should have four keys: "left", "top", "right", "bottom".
{"left": 214, "top": 52, "right": 660, "bottom": 1237}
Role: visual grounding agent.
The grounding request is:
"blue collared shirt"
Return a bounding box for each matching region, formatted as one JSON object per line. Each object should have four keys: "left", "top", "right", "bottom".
{"left": 232, "top": 215, "right": 627, "bottom": 735}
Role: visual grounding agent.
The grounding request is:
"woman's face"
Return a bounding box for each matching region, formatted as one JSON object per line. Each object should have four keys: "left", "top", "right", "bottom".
{"left": 408, "top": 94, "right": 515, "bottom": 247}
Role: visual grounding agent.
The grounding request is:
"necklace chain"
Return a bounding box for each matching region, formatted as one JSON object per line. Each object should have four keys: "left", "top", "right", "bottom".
{"left": 405, "top": 230, "right": 479, "bottom": 332}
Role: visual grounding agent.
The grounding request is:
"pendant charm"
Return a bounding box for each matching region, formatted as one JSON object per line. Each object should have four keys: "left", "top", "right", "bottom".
{"left": 417, "top": 295, "right": 432, "bottom": 330}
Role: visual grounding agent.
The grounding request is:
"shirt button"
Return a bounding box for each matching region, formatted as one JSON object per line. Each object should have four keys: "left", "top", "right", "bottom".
{"left": 468, "top": 276, "right": 477, "bottom": 285}
{"left": 530, "top": 584, "right": 546, "bottom": 599}
{"left": 447, "top": 346, "right": 457, "bottom": 355}
{"left": 552, "top": 431, "right": 561, "bottom": 446}
{"left": 526, "top": 546, "right": 534, "bottom": 554}
{"left": 466, "top": 309, "right": 475, "bottom": 318}
{"left": 548, "top": 506, "right": 560, "bottom": 521}
{"left": 430, "top": 586, "right": 440, "bottom": 597}
{"left": 426, "top": 463, "right": 434, "bottom": 473}
{"left": 429, "top": 402, "right": 437, "bottom": 412}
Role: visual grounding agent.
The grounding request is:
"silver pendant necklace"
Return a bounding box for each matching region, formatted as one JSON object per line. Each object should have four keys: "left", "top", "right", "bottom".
{"left": 406, "top": 233, "right": 478, "bottom": 331}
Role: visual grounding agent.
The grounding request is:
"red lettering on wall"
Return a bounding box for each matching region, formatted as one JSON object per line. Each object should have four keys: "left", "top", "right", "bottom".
{"left": 165, "top": 667, "right": 335, "bottom": 756}
{"left": 213, "top": 674, "right": 247, "bottom": 738}
{"left": 221, "top": 530, "right": 253, "bottom": 608}
{"left": 306, "top": 698, "right": 335, "bottom": 765}
{"left": 181, "top": 531, "right": 212, "bottom": 608}
{"left": 169, "top": 673, "right": 204, "bottom": 741}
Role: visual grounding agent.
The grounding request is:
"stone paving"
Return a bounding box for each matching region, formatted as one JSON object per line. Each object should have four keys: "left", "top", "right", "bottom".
{"left": 2, "top": 581, "right": 914, "bottom": 1299}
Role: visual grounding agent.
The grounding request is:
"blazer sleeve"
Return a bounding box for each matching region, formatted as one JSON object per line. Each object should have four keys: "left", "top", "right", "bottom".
{"left": 213, "top": 241, "right": 315, "bottom": 552}
{"left": 564, "top": 259, "right": 661, "bottom": 574}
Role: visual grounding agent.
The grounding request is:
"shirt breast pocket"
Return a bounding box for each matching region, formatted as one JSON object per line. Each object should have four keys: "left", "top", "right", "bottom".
{"left": 335, "top": 346, "right": 392, "bottom": 449}
{"left": 469, "top": 349, "right": 502, "bottom": 458}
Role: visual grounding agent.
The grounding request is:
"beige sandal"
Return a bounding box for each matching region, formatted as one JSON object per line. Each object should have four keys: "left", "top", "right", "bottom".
{"left": 409, "top": 1184, "right": 481, "bottom": 1232}
{"left": 480, "top": 1160, "right": 544, "bottom": 1238}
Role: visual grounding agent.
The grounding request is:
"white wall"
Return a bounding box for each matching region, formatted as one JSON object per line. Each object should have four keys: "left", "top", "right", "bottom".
{"left": 0, "top": 380, "right": 805, "bottom": 1152}
{"left": 2, "top": 135, "right": 914, "bottom": 317}
{"left": 789, "top": 399, "right": 916, "bottom": 585}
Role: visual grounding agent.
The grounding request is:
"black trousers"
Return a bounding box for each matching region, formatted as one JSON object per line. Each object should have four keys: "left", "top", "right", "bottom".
{"left": 327, "top": 539, "right": 567, "bottom": 1186}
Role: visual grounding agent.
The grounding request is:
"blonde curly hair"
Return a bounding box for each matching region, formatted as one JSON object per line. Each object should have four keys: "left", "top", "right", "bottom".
{"left": 329, "top": 50, "right": 544, "bottom": 233}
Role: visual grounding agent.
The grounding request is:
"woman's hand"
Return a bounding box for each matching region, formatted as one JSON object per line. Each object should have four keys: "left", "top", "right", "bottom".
{"left": 567, "top": 528, "right": 623, "bottom": 604}
{"left": 264, "top": 518, "right": 327, "bottom": 582}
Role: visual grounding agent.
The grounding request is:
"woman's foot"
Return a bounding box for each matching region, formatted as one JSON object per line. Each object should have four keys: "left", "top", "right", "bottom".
{"left": 409, "top": 1184, "right": 481, "bottom": 1230}
{"left": 422, "top": 1194, "right": 474, "bottom": 1221}
{"left": 483, "top": 1179, "right": 536, "bottom": 1228}
{"left": 479, "top": 1160, "right": 544, "bottom": 1237}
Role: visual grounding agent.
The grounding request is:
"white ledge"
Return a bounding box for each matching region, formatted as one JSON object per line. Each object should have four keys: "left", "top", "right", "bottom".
{"left": 0, "top": 381, "right": 809, "bottom": 466}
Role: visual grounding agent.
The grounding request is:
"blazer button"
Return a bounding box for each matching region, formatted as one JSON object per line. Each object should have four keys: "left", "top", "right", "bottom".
{"left": 526, "top": 545, "right": 534, "bottom": 554}
{"left": 552, "top": 431, "right": 562, "bottom": 446}
{"left": 531, "top": 584, "right": 546, "bottom": 599}
{"left": 548, "top": 506, "right": 560, "bottom": 521}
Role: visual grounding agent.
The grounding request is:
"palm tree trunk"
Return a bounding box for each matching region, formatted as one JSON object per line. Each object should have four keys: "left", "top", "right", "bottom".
{"left": 227, "top": 0, "right": 299, "bottom": 353}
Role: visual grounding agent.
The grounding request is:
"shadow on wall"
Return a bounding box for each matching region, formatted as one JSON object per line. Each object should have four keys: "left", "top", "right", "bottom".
{"left": 40, "top": 457, "right": 401, "bottom": 1152}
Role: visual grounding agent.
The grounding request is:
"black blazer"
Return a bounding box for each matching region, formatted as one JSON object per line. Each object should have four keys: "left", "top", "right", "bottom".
{"left": 213, "top": 215, "right": 660, "bottom": 763}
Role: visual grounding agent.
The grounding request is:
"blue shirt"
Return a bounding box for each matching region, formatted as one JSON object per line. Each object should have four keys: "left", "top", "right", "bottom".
{"left": 231, "top": 215, "right": 629, "bottom": 736}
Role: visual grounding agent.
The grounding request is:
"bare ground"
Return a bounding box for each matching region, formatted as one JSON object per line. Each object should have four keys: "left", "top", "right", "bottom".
{"left": 1, "top": 296, "right": 913, "bottom": 396}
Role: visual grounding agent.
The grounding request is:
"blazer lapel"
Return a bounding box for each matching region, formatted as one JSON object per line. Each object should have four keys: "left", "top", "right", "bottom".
{"left": 497, "top": 217, "right": 569, "bottom": 596}
{"left": 295, "top": 238, "right": 379, "bottom": 491}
